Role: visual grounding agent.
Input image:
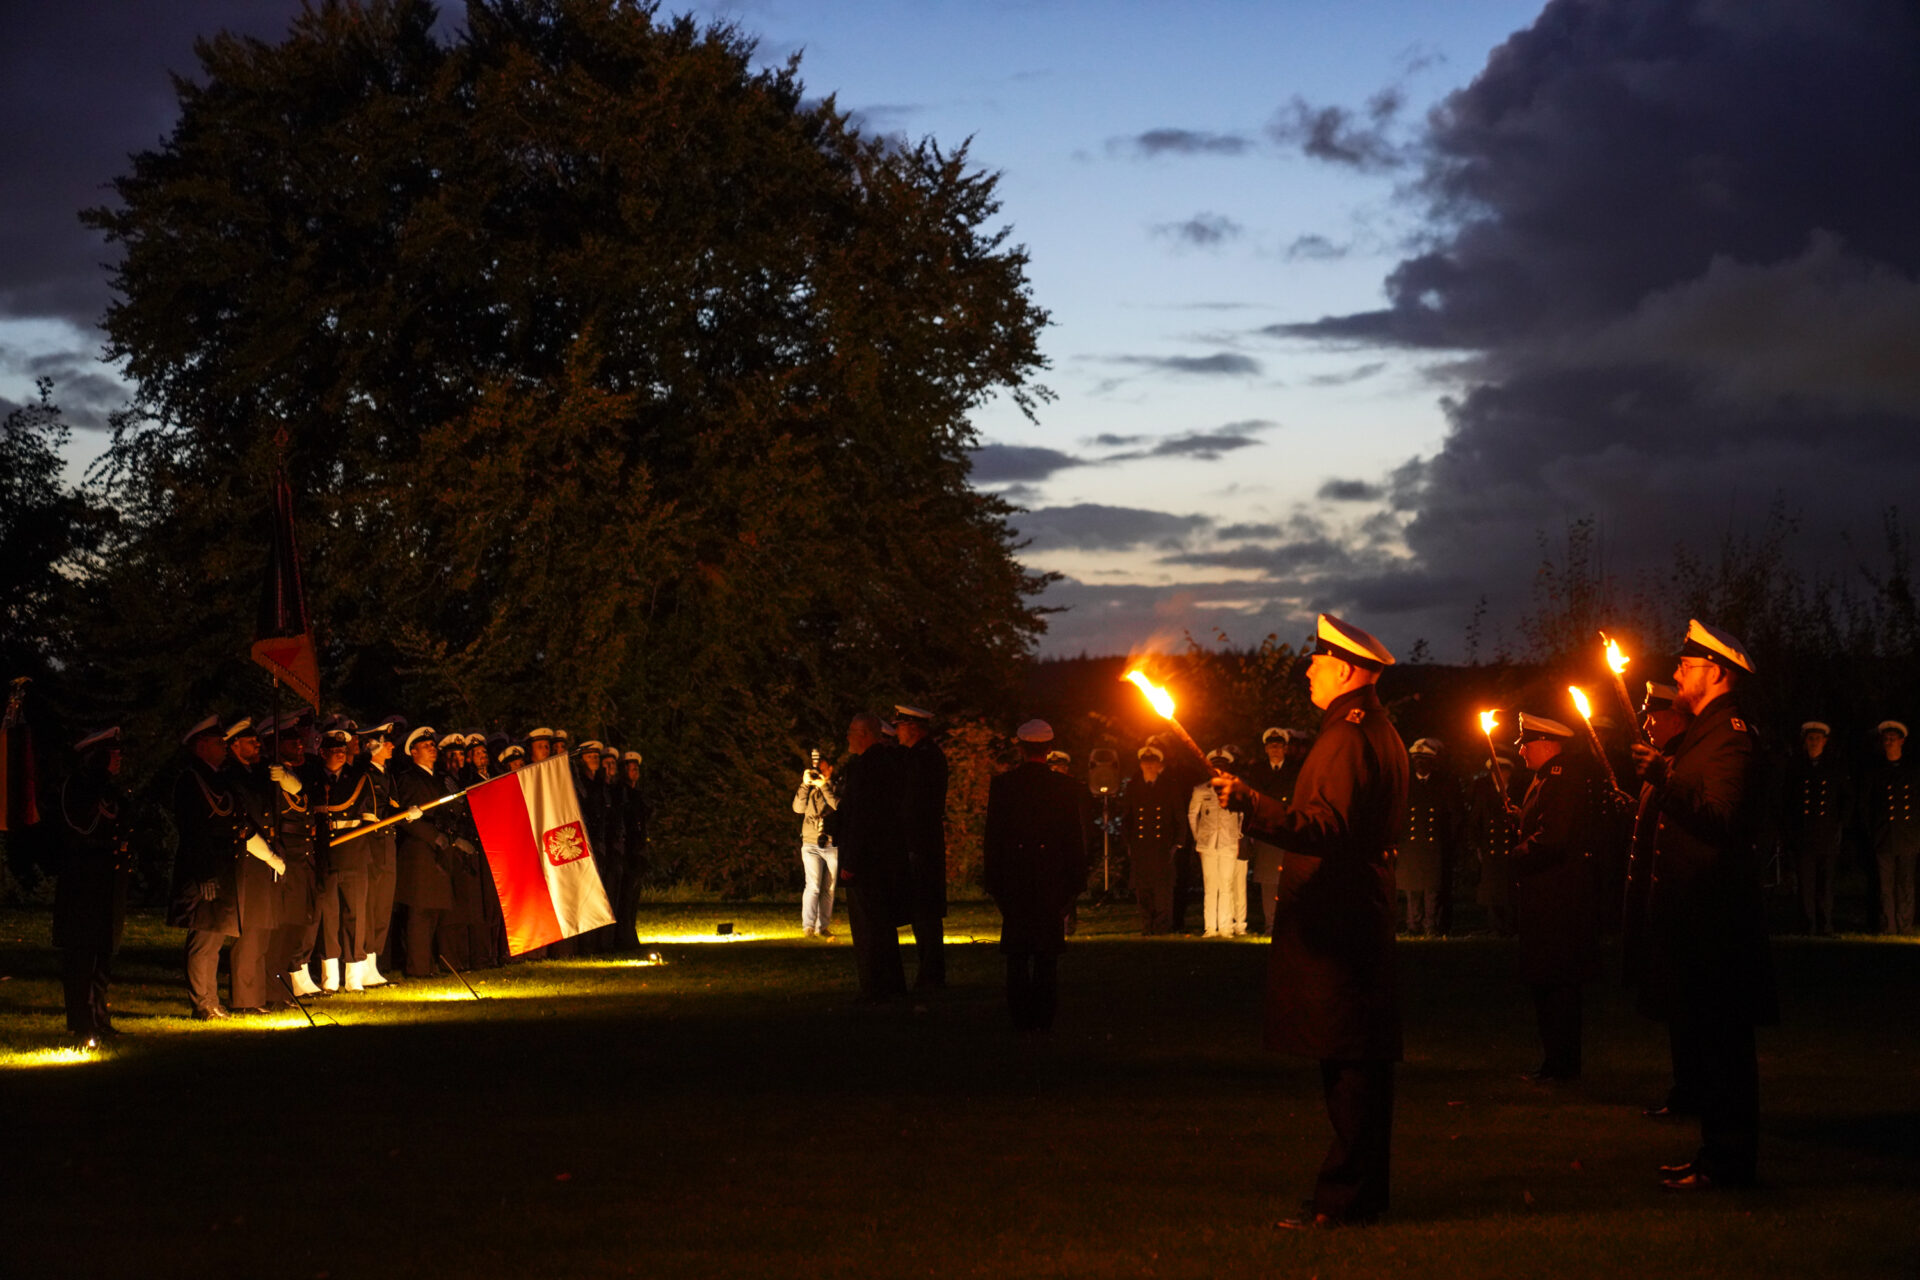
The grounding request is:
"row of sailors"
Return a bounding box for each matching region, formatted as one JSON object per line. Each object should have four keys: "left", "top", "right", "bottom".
{"left": 50, "top": 711, "right": 649, "bottom": 1038}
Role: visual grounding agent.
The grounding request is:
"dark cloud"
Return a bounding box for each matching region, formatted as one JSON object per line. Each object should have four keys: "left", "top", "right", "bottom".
{"left": 1317, "top": 479, "right": 1384, "bottom": 502}
{"left": 1109, "top": 352, "right": 1263, "bottom": 377}
{"left": 1217, "top": 522, "right": 1282, "bottom": 540}
{"left": 1, "top": 347, "right": 129, "bottom": 432}
{"left": 843, "top": 102, "right": 923, "bottom": 135}
{"left": 1264, "top": 0, "right": 1920, "bottom": 654}
{"left": 1306, "top": 362, "right": 1386, "bottom": 387}
{"left": 1152, "top": 212, "right": 1243, "bottom": 248}
{"left": 1109, "top": 128, "right": 1252, "bottom": 158}
{"left": 1284, "top": 234, "right": 1348, "bottom": 262}
{"left": 968, "top": 443, "right": 1087, "bottom": 484}
{"left": 1266, "top": 87, "right": 1409, "bottom": 173}
{"left": 1009, "top": 505, "right": 1210, "bottom": 553}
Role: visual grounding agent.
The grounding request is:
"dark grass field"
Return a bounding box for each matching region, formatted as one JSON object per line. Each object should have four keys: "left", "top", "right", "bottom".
{"left": 3, "top": 902, "right": 1917, "bottom": 1279}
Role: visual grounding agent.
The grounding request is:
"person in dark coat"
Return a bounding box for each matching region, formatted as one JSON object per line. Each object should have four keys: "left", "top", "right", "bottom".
{"left": 53, "top": 727, "right": 133, "bottom": 1040}
{"left": 1214, "top": 613, "right": 1409, "bottom": 1228}
{"left": 835, "top": 712, "right": 909, "bottom": 1002}
{"left": 984, "top": 720, "right": 1089, "bottom": 1031}
{"left": 265, "top": 715, "right": 324, "bottom": 994}
{"left": 1780, "top": 721, "right": 1849, "bottom": 935}
{"left": 1121, "top": 745, "right": 1186, "bottom": 934}
{"left": 313, "top": 728, "right": 381, "bottom": 990}
{"left": 894, "top": 705, "right": 950, "bottom": 990}
{"left": 618, "top": 749, "right": 650, "bottom": 949}
{"left": 1627, "top": 620, "right": 1778, "bottom": 1191}
{"left": 1623, "top": 681, "right": 1698, "bottom": 1118}
{"left": 1467, "top": 749, "right": 1522, "bottom": 937}
{"left": 168, "top": 715, "right": 253, "bottom": 1019}
{"left": 1243, "top": 728, "right": 1305, "bottom": 934}
{"left": 221, "top": 718, "right": 287, "bottom": 1010}
{"left": 1399, "top": 739, "right": 1464, "bottom": 936}
{"left": 1863, "top": 719, "right": 1918, "bottom": 935}
{"left": 394, "top": 726, "right": 474, "bottom": 978}
{"left": 1509, "top": 714, "right": 1605, "bottom": 1080}
{"left": 357, "top": 722, "right": 401, "bottom": 984}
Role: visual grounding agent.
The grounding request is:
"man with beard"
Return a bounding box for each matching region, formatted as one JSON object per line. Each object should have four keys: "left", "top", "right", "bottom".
{"left": 894, "top": 705, "right": 949, "bottom": 990}
{"left": 1780, "top": 721, "right": 1849, "bottom": 935}
{"left": 835, "top": 712, "right": 909, "bottom": 1002}
{"left": 53, "top": 727, "right": 134, "bottom": 1041}
{"left": 1627, "top": 621, "right": 1776, "bottom": 1191}
{"left": 1212, "top": 614, "right": 1408, "bottom": 1228}
{"left": 983, "top": 720, "right": 1088, "bottom": 1031}
{"left": 222, "top": 718, "right": 288, "bottom": 1010}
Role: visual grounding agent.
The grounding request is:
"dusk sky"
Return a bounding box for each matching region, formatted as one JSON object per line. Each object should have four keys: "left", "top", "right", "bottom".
{"left": 5, "top": 1, "right": 1917, "bottom": 659}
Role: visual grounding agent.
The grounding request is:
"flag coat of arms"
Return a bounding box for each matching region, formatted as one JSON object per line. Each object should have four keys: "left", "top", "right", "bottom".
{"left": 466, "top": 755, "right": 615, "bottom": 955}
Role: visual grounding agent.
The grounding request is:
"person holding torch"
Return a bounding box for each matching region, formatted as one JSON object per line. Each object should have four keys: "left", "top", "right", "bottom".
{"left": 1211, "top": 613, "right": 1408, "bottom": 1229}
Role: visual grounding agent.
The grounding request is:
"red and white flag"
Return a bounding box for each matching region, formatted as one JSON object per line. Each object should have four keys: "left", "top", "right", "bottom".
{"left": 467, "top": 755, "right": 614, "bottom": 955}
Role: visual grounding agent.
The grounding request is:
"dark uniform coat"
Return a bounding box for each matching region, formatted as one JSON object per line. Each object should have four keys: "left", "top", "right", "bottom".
{"left": 315, "top": 762, "right": 381, "bottom": 872}
{"left": 223, "top": 761, "right": 283, "bottom": 934}
{"left": 835, "top": 744, "right": 910, "bottom": 926}
{"left": 902, "top": 737, "right": 950, "bottom": 918}
{"left": 1237, "top": 686, "right": 1409, "bottom": 1061}
{"left": 1634, "top": 693, "right": 1778, "bottom": 1025}
{"left": 53, "top": 766, "right": 131, "bottom": 951}
{"left": 983, "top": 760, "right": 1089, "bottom": 955}
{"left": 1241, "top": 756, "right": 1298, "bottom": 888}
{"left": 394, "top": 761, "right": 455, "bottom": 911}
{"left": 1510, "top": 752, "right": 1604, "bottom": 985}
{"left": 1469, "top": 766, "right": 1523, "bottom": 912}
{"left": 1399, "top": 769, "right": 1464, "bottom": 894}
{"left": 167, "top": 758, "right": 245, "bottom": 934}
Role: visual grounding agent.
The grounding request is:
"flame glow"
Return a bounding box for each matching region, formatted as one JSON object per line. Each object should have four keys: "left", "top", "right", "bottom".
{"left": 1606, "top": 638, "right": 1630, "bottom": 676}
{"left": 1569, "top": 687, "right": 1594, "bottom": 720}
{"left": 1124, "top": 670, "right": 1176, "bottom": 719}
{"left": 1478, "top": 710, "right": 1498, "bottom": 735}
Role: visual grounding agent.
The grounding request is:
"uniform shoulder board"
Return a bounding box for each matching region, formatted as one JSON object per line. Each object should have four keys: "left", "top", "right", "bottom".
{"left": 1346, "top": 708, "right": 1366, "bottom": 724}
{"left": 1548, "top": 764, "right": 1563, "bottom": 775}
{"left": 1730, "top": 717, "right": 1749, "bottom": 733}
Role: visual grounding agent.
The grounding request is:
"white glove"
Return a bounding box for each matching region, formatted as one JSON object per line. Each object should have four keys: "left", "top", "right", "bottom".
{"left": 245, "top": 834, "right": 286, "bottom": 874}
{"left": 406, "top": 805, "right": 424, "bottom": 821}
{"left": 268, "top": 764, "right": 302, "bottom": 795}
{"left": 360, "top": 812, "right": 379, "bottom": 823}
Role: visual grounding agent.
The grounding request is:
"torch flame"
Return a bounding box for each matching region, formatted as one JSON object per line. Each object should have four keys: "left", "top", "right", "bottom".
{"left": 1124, "top": 669, "right": 1176, "bottom": 719}
{"left": 1569, "top": 686, "right": 1593, "bottom": 720}
{"left": 1479, "top": 710, "right": 1498, "bottom": 735}
{"left": 1606, "top": 638, "right": 1629, "bottom": 676}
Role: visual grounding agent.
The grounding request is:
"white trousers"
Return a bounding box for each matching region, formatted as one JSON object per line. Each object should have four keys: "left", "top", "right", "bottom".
{"left": 1199, "top": 847, "right": 1247, "bottom": 935}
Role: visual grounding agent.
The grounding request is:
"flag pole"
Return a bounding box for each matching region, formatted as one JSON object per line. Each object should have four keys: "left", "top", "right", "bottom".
{"left": 329, "top": 786, "right": 473, "bottom": 846}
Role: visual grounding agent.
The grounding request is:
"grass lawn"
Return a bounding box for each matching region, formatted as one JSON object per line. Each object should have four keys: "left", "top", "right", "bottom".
{"left": 2, "top": 900, "right": 1916, "bottom": 1278}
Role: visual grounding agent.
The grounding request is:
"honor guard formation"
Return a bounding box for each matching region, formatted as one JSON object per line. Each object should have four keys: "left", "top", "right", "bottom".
{"left": 34, "top": 611, "right": 1909, "bottom": 1227}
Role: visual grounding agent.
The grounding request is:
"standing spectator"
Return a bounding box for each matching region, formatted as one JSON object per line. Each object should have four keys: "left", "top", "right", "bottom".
{"left": 793, "top": 750, "right": 839, "bottom": 937}
{"left": 835, "top": 713, "right": 909, "bottom": 1002}
{"left": 1780, "top": 721, "right": 1849, "bottom": 935}
{"left": 1400, "top": 739, "right": 1464, "bottom": 936}
{"left": 1509, "top": 714, "right": 1604, "bottom": 1081}
{"left": 983, "top": 720, "right": 1088, "bottom": 1031}
{"left": 1190, "top": 746, "right": 1246, "bottom": 937}
{"left": 1864, "top": 719, "right": 1918, "bottom": 935}
{"left": 894, "top": 705, "right": 949, "bottom": 991}
{"left": 1122, "top": 745, "right": 1186, "bottom": 935}
{"left": 1627, "top": 620, "right": 1776, "bottom": 1191}
{"left": 53, "top": 728, "right": 132, "bottom": 1041}
{"left": 1213, "top": 614, "right": 1409, "bottom": 1228}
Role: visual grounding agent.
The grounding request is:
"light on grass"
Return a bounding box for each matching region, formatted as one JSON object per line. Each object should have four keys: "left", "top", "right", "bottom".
{"left": 3, "top": 1044, "right": 101, "bottom": 1069}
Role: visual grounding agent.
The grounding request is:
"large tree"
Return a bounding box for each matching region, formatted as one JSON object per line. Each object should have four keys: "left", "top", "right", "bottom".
{"left": 81, "top": 0, "right": 1052, "bottom": 888}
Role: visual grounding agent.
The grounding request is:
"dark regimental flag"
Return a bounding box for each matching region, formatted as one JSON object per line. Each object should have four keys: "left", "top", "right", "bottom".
{"left": 0, "top": 678, "right": 39, "bottom": 832}
{"left": 250, "top": 468, "right": 321, "bottom": 710}
{"left": 467, "top": 755, "right": 614, "bottom": 955}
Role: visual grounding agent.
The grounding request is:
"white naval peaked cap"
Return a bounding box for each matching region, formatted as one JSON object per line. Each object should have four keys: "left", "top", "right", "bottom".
{"left": 1312, "top": 613, "right": 1395, "bottom": 670}
{"left": 222, "top": 717, "right": 257, "bottom": 742}
{"left": 437, "top": 731, "right": 465, "bottom": 749}
{"left": 1877, "top": 720, "right": 1908, "bottom": 738}
{"left": 405, "top": 726, "right": 438, "bottom": 753}
{"left": 577, "top": 740, "right": 606, "bottom": 754}
{"left": 1800, "top": 721, "right": 1832, "bottom": 736}
{"left": 1261, "top": 726, "right": 1289, "bottom": 744}
{"left": 498, "top": 744, "right": 526, "bottom": 762}
{"left": 1681, "top": 619, "right": 1754, "bottom": 673}
{"left": 75, "top": 726, "right": 122, "bottom": 754}
{"left": 622, "top": 750, "right": 643, "bottom": 764}
{"left": 894, "top": 704, "right": 934, "bottom": 721}
{"left": 1206, "top": 745, "right": 1236, "bottom": 766}
{"left": 1015, "top": 719, "right": 1054, "bottom": 743}
{"left": 1516, "top": 713, "right": 1575, "bottom": 741}
{"left": 181, "top": 714, "right": 221, "bottom": 746}
{"left": 1408, "top": 737, "right": 1442, "bottom": 757}
{"left": 526, "top": 727, "right": 555, "bottom": 741}
{"left": 1046, "top": 749, "right": 1071, "bottom": 764}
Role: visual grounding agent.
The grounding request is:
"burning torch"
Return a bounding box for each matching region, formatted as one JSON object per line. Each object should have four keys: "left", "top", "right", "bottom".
{"left": 1478, "top": 709, "right": 1518, "bottom": 815}
{"left": 1599, "top": 631, "right": 1652, "bottom": 746}
{"left": 1122, "top": 669, "right": 1221, "bottom": 774}
{"left": 1569, "top": 686, "right": 1633, "bottom": 802}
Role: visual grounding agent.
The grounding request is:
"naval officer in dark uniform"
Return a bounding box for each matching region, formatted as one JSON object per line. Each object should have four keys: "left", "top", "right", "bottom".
{"left": 894, "top": 705, "right": 950, "bottom": 991}
{"left": 168, "top": 715, "right": 260, "bottom": 1019}
{"left": 983, "top": 719, "right": 1089, "bottom": 1031}
{"left": 1121, "top": 745, "right": 1186, "bottom": 934}
{"left": 1214, "top": 613, "right": 1409, "bottom": 1228}
{"left": 53, "top": 727, "right": 132, "bottom": 1040}
{"left": 1780, "top": 721, "right": 1849, "bottom": 935}
{"left": 1628, "top": 620, "right": 1776, "bottom": 1191}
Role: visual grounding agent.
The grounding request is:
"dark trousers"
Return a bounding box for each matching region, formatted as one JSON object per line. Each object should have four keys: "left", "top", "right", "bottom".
{"left": 1135, "top": 846, "right": 1177, "bottom": 934}
{"left": 61, "top": 948, "right": 112, "bottom": 1035}
{"left": 365, "top": 857, "right": 397, "bottom": 956}
{"left": 230, "top": 924, "right": 274, "bottom": 1009}
{"left": 1404, "top": 889, "right": 1443, "bottom": 935}
{"left": 1665, "top": 1016, "right": 1705, "bottom": 1112}
{"left": 1794, "top": 842, "right": 1839, "bottom": 933}
{"left": 404, "top": 906, "right": 447, "bottom": 978}
{"left": 911, "top": 912, "right": 946, "bottom": 988}
{"left": 184, "top": 930, "right": 227, "bottom": 1014}
{"left": 1315, "top": 1059, "right": 1395, "bottom": 1222}
{"left": 1004, "top": 952, "right": 1058, "bottom": 1031}
{"left": 1682, "top": 1015, "right": 1760, "bottom": 1183}
{"left": 1877, "top": 841, "right": 1916, "bottom": 933}
{"left": 844, "top": 884, "right": 906, "bottom": 1000}
{"left": 324, "top": 868, "right": 370, "bottom": 962}
{"left": 270, "top": 919, "right": 320, "bottom": 987}
{"left": 1253, "top": 878, "right": 1279, "bottom": 935}
{"left": 1531, "top": 982, "right": 1583, "bottom": 1077}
